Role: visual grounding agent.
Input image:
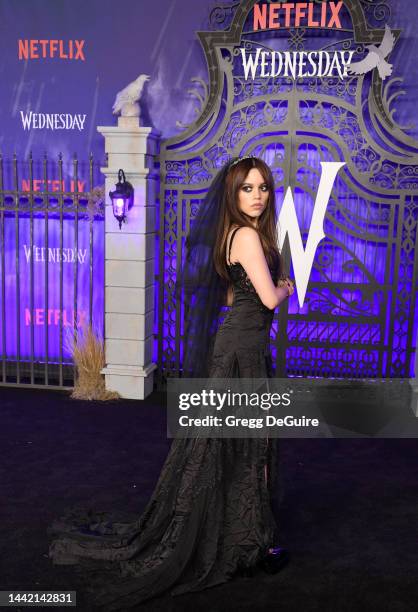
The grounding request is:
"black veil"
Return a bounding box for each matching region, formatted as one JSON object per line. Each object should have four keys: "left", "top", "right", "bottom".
{"left": 175, "top": 162, "right": 231, "bottom": 379}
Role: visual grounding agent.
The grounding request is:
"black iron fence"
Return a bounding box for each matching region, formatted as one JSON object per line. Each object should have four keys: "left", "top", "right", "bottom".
{"left": 0, "top": 153, "right": 105, "bottom": 388}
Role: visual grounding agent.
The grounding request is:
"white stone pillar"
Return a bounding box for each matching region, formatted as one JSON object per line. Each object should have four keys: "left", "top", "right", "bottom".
{"left": 97, "top": 117, "right": 159, "bottom": 400}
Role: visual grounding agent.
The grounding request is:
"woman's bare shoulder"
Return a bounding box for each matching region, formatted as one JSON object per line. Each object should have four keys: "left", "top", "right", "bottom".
{"left": 228, "top": 226, "right": 262, "bottom": 265}
{"left": 227, "top": 225, "right": 259, "bottom": 250}
{"left": 232, "top": 226, "right": 260, "bottom": 244}
{"left": 229, "top": 225, "right": 258, "bottom": 236}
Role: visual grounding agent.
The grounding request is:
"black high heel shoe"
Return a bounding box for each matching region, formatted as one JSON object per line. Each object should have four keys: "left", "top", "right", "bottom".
{"left": 259, "top": 546, "right": 289, "bottom": 574}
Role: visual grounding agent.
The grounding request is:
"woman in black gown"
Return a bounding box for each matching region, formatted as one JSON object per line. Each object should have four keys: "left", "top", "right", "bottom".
{"left": 48, "top": 156, "right": 294, "bottom": 610}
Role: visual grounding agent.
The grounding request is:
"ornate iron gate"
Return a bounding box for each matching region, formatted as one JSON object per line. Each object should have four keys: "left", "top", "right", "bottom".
{"left": 157, "top": 0, "right": 418, "bottom": 385}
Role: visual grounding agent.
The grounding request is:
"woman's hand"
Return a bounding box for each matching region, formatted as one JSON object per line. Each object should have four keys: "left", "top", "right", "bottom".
{"left": 276, "top": 277, "right": 294, "bottom": 303}
{"left": 278, "top": 277, "right": 294, "bottom": 296}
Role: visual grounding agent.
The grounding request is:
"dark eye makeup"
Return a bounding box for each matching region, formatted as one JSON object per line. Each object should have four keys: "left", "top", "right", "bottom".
{"left": 241, "top": 183, "right": 268, "bottom": 192}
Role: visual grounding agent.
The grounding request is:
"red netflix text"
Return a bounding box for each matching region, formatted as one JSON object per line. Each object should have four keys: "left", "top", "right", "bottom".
{"left": 18, "top": 39, "right": 85, "bottom": 60}
{"left": 25, "top": 309, "right": 87, "bottom": 327}
{"left": 21, "top": 180, "right": 86, "bottom": 193}
{"left": 253, "top": 2, "right": 343, "bottom": 30}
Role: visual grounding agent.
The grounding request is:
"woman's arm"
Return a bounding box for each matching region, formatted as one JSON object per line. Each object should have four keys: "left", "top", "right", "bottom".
{"left": 231, "top": 227, "right": 293, "bottom": 310}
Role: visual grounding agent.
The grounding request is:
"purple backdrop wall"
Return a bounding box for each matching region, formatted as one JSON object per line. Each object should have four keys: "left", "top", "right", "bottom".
{"left": 0, "top": 0, "right": 417, "bottom": 159}
{"left": 0, "top": 0, "right": 417, "bottom": 378}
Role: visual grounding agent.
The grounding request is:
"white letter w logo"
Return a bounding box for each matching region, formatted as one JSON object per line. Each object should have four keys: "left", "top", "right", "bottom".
{"left": 278, "top": 161, "right": 345, "bottom": 308}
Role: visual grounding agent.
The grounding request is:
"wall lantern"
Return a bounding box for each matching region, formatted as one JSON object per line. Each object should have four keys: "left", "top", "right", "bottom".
{"left": 109, "top": 169, "right": 134, "bottom": 229}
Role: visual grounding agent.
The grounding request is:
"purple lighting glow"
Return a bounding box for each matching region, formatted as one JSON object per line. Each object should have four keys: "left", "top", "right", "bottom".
{"left": 0, "top": 212, "right": 104, "bottom": 362}
{"left": 114, "top": 198, "right": 125, "bottom": 216}
{"left": 109, "top": 169, "right": 134, "bottom": 230}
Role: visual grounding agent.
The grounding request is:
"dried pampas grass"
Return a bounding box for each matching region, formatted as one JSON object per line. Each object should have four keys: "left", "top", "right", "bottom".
{"left": 70, "top": 326, "right": 119, "bottom": 401}
{"left": 87, "top": 185, "right": 105, "bottom": 221}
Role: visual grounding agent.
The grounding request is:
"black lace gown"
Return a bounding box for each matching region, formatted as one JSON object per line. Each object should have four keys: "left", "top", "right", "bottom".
{"left": 48, "top": 228, "right": 282, "bottom": 610}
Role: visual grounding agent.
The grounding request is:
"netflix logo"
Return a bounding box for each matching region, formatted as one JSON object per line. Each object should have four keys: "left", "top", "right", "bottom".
{"left": 21, "top": 179, "right": 86, "bottom": 192}
{"left": 18, "top": 39, "right": 85, "bottom": 61}
{"left": 25, "top": 308, "right": 87, "bottom": 327}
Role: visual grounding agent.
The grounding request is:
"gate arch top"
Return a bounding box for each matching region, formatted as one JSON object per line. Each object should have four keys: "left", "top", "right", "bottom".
{"left": 166, "top": 0, "right": 401, "bottom": 150}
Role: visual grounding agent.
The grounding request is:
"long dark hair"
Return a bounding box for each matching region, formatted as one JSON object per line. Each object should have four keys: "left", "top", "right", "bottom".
{"left": 178, "top": 157, "right": 282, "bottom": 378}
{"left": 213, "top": 157, "right": 283, "bottom": 280}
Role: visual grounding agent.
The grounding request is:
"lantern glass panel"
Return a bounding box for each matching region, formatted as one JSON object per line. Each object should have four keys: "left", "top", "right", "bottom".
{"left": 113, "top": 197, "right": 126, "bottom": 217}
